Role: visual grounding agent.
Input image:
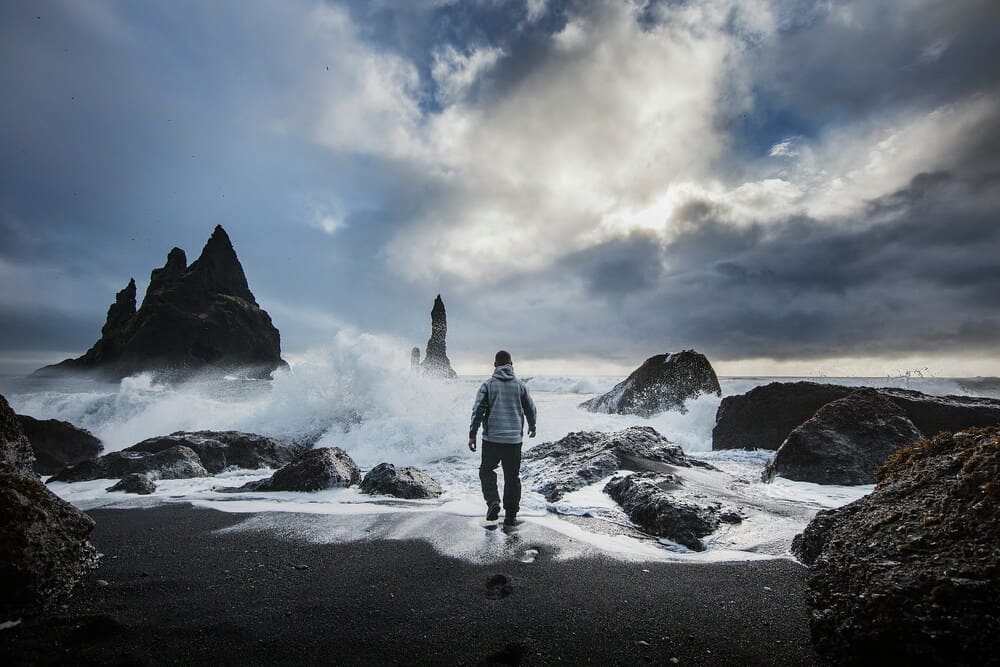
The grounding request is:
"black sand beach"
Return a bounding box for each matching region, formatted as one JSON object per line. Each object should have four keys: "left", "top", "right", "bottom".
{"left": 2, "top": 505, "right": 823, "bottom": 666}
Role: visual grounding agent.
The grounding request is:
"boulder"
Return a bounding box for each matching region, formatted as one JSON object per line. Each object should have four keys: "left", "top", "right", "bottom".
{"left": 712, "top": 381, "right": 1000, "bottom": 450}
{"left": 580, "top": 350, "right": 721, "bottom": 416}
{"left": 522, "top": 426, "right": 713, "bottom": 501}
{"left": 0, "top": 392, "right": 97, "bottom": 619}
{"left": 125, "top": 431, "right": 295, "bottom": 474}
{"left": 51, "top": 445, "right": 208, "bottom": 482}
{"left": 762, "top": 389, "right": 924, "bottom": 485}
{"left": 418, "top": 295, "right": 457, "bottom": 378}
{"left": 800, "top": 427, "right": 1000, "bottom": 665}
{"left": 360, "top": 463, "right": 442, "bottom": 499}
{"left": 235, "top": 447, "right": 360, "bottom": 492}
{"left": 105, "top": 473, "right": 156, "bottom": 495}
{"left": 604, "top": 472, "right": 741, "bottom": 551}
{"left": 34, "top": 225, "right": 287, "bottom": 380}
{"left": 16, "top": 415, "right": 103, "bottom": 476}
{"left": 0, "top": 395, "right": 35, "bottom": 478}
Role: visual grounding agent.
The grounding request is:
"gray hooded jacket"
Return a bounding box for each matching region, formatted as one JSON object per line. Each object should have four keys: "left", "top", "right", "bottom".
{"left": 469, "top": 364, "right": 537, "bottom": 445}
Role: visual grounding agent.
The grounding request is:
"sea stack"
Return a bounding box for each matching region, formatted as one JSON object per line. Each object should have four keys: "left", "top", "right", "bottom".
{"left": 419, "top": 295, "right": 457, "bottom": 378}
{"left": 34, "top": 226, "right": 287, "bottom": 380}
{"left": 410, "top": 347, "right": 421, "bottom": 369}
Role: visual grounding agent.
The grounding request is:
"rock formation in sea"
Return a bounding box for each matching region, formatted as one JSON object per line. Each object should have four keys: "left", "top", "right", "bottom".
{"left": 106, "top": 473, "right": 156, "bottom": 495}
{"left": 52, "top": 444, "right": 209, "bottom": 482}
{"left": 795, "top": 427, "right": 999, "bottom": 664}
{"left": 522, "top": 426, "right": 713, "bottom": 502}
{"left": 16, "top": 415, "right": 103, "bottom": 476}
{"left": 580, "top": 350, "right": 721, "bottom": 416}
{"left": 0, "top": 393, "right": 98, "bottom": 619}
{"left": 125, "top": 431, "right": 296, "bottom": 474}
{"left": 418, "top": 295, "right": 457, "bottom": 378}
{"left": 604, "top": 472, "right": 742, "bottom": 552}
{"left": 34, "top": 225, "right": 287, "bottom": 380}
{"left": 762, "top": 389, "right": 924, "bottom": 485}
{"left": 712, "top": 381, "right": 1000, "bottom": 450}
{"left": 360, "top": 463, "right": 442, "bottom": 499}
{"left": 233, "top": 447, "right": 360, "bottom": 492}
{"left": 410, "top": 347, "right": 421, "bottom": 368}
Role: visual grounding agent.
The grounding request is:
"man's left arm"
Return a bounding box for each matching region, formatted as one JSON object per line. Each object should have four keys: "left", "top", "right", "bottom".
{"left": 521, "top": 383, "right": 537, "bottom": 438}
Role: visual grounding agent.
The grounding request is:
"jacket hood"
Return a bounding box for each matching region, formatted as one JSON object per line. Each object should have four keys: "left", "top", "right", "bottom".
{"left": 492, "top": 364, "right": 516, "bottom": 381}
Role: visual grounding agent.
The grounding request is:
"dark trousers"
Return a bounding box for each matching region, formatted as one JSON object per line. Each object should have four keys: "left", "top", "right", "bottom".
{"left": 479, "top": 441, "right": 522, "bottom": 512}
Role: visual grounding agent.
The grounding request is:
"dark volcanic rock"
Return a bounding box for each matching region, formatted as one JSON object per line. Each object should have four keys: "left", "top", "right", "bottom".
{"left": 125, "top": 431, "right": 295, "bottom": 474}
{"left": 17, "top": 415, "right": 103, "bottom": 476}
{"left": 604, "top": 472, "right": 741, "bottom": 552}
{"left": 360, "top": 463, "right": 442, "bottom": 499}
{"left": 418, "top": 295, "right": 457, "bottom": 378}
{"left": 236, "top": 447, "right": 360, "bottom": 492}
{"left": 581, "top": 350, "right": 721, "bottom": 416}
{"left": 106, "top": 473, "right": 156, "bottom": 495}
{"left": 762, "top": 389, "right": 924, "bottom": 485}
{"left": 801, "top": 428, "right": 1000, "bottom": 665}
{"left": 52, "top": 445, "right": 208, "bottom": 482}
{"left": 34, "top": 225, "right": 287, "bottom": 380}
{"left": 523, "top": 426, "right": 712, "bottom": 502}
{"left": 712, "top": 381, "right": 1000, "bottom": 450}
{"left": 1, "top": 395, "right": 36, "bottom": 478}
{"left": 0, "top": 392, "right": 98, "bottom": 619}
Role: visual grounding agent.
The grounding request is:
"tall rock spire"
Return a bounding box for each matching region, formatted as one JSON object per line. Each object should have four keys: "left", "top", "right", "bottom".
{"left": 419, "top": 295, "right": 457, "bottom": 378}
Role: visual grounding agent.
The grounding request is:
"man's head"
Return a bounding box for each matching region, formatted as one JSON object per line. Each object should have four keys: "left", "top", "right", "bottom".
{"left": 494, "top": 350, "right": 512, "bottom": 367}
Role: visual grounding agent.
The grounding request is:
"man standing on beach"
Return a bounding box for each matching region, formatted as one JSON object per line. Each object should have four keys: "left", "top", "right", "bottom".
{"left": 468, "top": 350, "right": 537, "bottom": 526}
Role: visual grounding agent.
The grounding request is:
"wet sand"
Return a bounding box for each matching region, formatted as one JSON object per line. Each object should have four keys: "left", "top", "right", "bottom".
{"left": 2, "top": 505, "right": 823, "bottom": 666}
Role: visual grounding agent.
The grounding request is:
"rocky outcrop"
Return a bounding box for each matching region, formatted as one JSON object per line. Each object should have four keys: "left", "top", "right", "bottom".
{"left": 234, "top": 447, "right": 360, "bottom": 492}
{"left": 799, "top": 428, "right": 1000, "bottom": 665}
{"left": 17, "top": 415, "right": 103, "bottom": 476}
{"left": 1, "top": 395, "right": 35, "bottom": 478}
{"left": 580, "top": 350, "right": 721, "bottom": 416}
{"left": 604, "top": 472, "right": 741, "bottom": 551}
{"left": 360, "top": 463, "right": 442, "bottom": 499}
{"left": 712, "top": 381, "right": 1000, "bottom": 450}
{"left": 125, "top": 431, "right": 295, "bottom": 474}
{"left": 0, "top": 393, "right": 97, "bottom": 619}
{"left": 51, "top": 445, "right": 208, "bottom": 482}
{"left": 522, "top": 426, "right": 713, "bottom": 501}
{"left": 762, "top": 389, "right": 924, "bottom": 485}
{"left": 419, "top": 295, "right": 457, "bottom": 378}
{"left": 106, "top": 473, "right": 156, "bottom": 495}
{"left": 410, "top": 347, "right": 421, "bottom": 368}
{"left": 34, "top": 225, "right": 287, "bottom": 380}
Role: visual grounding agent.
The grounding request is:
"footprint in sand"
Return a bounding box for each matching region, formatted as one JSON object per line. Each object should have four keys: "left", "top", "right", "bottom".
{"left": 486, "top": 574, "right": 513, "bottom": 599}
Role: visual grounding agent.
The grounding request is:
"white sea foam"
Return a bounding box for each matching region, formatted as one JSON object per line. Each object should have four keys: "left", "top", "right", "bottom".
{"left": 5, "top": 336, "right": 985, "bottom": 562}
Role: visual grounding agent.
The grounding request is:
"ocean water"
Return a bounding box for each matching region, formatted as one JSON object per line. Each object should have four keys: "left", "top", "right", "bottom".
{"left": 3, "top": 332, "right": 994, "bottom": 562}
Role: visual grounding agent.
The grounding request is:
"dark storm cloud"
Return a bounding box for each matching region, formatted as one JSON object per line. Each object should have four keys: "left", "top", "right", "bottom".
{"left": 558, "top": 158, "right": 1000, "bottom": 361}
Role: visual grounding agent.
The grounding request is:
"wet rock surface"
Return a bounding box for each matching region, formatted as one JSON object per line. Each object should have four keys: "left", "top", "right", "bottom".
{"left": 34, "top": 225, "right": 286, "bottom": 380}
{"left": 581, "top": 350, "right": 721, "bottom": 416}
{"left": 800, "top": 427, "right": 1000, "bottom": 665}
{"left": 762, "top": 388, "right": 924, "bottom": 485}
{"left": 52, "top": 445, "right": 209, "bottom": 482}
{"left": 234, "top": 447, "right": 361, "bottom": 492}
{"left": 523, "top": 426, "right": 712, "bottom": 501}
{"left": 360, "top": 462, "right": 442, "bottom": 499}
{"left": 712, "top": 381, "right": 1000, "bottom": 450}
{"left": 604, "top": 472, "right": 742, "bottom": 552}
{"left": 125, "top": 430, "right": 295, "bottom": 474}
{"left": 105, "top": 473, "right": 156, "bottom": 495}
{"left": 0, "top": 392, "right": 98, "bottom": 619}
{"left": 16, "top": 415, "right": 103, "bottom": 476}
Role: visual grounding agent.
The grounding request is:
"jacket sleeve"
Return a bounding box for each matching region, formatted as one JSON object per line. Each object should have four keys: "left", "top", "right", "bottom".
{"left": 520, "top": 382, "right": 537, "bottom": 431}
{"left": 469, "top": 382, "right": 489, "bottom": 439}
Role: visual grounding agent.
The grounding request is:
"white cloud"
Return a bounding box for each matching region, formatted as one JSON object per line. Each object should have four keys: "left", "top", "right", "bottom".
{"left": 431, "top": 44, "right": 504, "bottom": 106}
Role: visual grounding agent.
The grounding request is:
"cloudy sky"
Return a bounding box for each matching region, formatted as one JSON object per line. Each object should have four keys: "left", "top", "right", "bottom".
{"left": 2, "top": 0, "right": 998, "bottom": 377}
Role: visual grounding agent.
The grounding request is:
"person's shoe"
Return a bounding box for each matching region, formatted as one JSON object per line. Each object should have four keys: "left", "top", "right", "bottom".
{"left": 486, "top": 503, "right": 501, "bottom": 521}
{"left": 503, "top": 512, "right": 517, "bottom": 526}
